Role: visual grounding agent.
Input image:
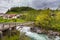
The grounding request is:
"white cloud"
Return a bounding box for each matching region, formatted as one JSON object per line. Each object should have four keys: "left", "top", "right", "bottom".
{"left": 0, "top": 0, "right": 60, "bottom": 13}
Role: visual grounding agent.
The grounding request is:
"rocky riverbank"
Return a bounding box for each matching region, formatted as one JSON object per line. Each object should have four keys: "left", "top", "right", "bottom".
{"left": 30, "top": 27, "right": 60, "bottom": 36}
{"left": 16, "top": 25, "right": 60, "bottom": 40}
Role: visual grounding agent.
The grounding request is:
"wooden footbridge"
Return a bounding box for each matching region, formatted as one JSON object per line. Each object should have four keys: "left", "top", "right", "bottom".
{"left": 0, "top": 22, "right": 34, "bottom": 31}
{"left": 0, "top": 22, "right": 34, "bottom": 40}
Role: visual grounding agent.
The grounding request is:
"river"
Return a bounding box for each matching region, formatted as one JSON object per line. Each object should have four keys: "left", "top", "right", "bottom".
{"left": 16, "top": 26, "right": 60, "bottom": 40}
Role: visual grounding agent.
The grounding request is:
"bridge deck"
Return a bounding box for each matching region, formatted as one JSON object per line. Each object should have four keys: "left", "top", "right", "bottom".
{"left": 0, "top": 22, "right": 34, "bottom": 31}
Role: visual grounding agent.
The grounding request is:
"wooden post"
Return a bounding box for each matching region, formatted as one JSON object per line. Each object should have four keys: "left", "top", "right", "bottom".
{"left": 0, "top": 23, "right": 5, "bottom": 40}
{"left": 0, "top": 31, "right": 3, "bottom": 40}
{"left": 14, "top": 19, "right": 16, "bottom": 29}
{"left": 9, "top": 28, "right": 12, "bottom": 37}
{"left": 8, "top": 24, "right": 12, "bottom": 37}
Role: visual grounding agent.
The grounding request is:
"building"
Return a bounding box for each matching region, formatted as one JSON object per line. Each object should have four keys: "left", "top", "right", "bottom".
{"left": 3, "top": 14, "right": 21, "bottom": 19}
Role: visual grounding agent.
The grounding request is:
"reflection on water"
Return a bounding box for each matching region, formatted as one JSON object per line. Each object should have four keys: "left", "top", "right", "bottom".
{"left": 16, "top": 26, "right": 60, "bottom": 40}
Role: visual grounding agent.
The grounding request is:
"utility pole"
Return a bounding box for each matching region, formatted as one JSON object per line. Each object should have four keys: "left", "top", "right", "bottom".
{"left": 0, "top": 31, "right": 3, "bottom": 40}
{"left": 43, "top": 3, "right": 48, "bottom": 9}
{"left": 58, "top": 4, "right": 60, "bottom": 10}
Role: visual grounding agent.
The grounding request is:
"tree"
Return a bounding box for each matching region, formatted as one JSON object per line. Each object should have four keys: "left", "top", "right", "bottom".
{"left": 35, "top": 12, "right": 51, "bottom": 29}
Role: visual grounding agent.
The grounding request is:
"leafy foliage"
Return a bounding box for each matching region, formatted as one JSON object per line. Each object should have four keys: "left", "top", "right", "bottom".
{"left": 7, "top": 7, "right": 35, "bottom": 13}
{"left": 2, "top": 7, "right": 60, "bottom": 31}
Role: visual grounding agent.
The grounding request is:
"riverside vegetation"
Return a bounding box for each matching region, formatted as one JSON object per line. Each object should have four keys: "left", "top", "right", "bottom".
{"left": 1, "top": 29, "right": 31, "bottom": 40}
{"left": 0, "top": 7, "right": 60, "bottom": 40}
{"left": 1, "top": 7, "right": 60, "bottom": 31}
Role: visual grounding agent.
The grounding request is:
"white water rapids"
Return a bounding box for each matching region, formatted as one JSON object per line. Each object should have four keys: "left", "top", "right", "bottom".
{"left": 16, "top": 26, "right": 60, "bottom": 40}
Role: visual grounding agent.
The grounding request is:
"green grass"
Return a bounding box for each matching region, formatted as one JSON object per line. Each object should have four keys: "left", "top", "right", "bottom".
{"left": 3, "top": 35, "right": 19, "bottom": 40}
{"left": 0, "top": 18, "right": 26, "bottom": 23}
{"left": 15, "top": 19, "right": 26, "bottom": 23}
{"left": 2, "top": 30, "right": 31, "bottom": 40}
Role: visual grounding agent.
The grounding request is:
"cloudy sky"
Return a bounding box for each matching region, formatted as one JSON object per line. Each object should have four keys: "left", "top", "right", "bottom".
{"left": 0, "top": 0, "right": 60, "bottom": 13}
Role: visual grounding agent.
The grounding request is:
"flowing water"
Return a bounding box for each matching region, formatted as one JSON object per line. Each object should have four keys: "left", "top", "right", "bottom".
{"left": 16, "top": 26, "right": 60, "bottom": 40}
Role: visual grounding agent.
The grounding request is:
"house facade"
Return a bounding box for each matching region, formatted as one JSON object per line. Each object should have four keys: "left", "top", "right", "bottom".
{"left": 2, "top": 14, "right": 21, "bottom": 19}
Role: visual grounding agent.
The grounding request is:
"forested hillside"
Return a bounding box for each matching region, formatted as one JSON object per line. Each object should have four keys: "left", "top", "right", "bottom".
{"left": 1, "top": 7, "right": 60, "bottom": 31}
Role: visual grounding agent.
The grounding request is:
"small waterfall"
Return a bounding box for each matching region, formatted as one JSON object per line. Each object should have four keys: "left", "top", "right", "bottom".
{"left": 25, "top": 32, "right": 49, "bottom": 40}
{"left": 16, "top": 26, "right": 60, "bottom": 40}
{"left": 55, "top": 36, "right": 60, "bottom": 40}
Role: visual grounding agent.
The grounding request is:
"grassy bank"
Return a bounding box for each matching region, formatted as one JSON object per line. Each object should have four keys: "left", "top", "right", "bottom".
{"left": 1, "top": 30, "right": 31, "bottom": 40}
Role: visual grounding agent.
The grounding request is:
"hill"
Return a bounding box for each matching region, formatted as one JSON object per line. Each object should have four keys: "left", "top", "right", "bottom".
{"left": 6, "top": 7, "right": 36, "bottom": 14}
